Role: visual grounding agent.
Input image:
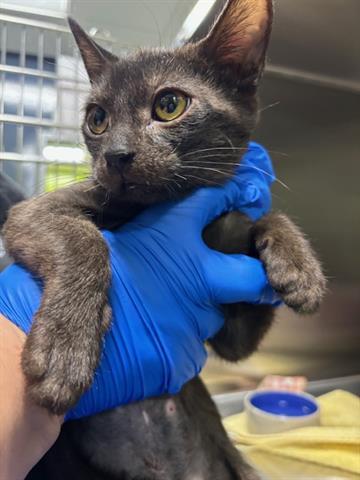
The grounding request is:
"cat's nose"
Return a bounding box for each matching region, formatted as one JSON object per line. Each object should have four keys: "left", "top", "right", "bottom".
{"left": 104, "top": 149, "right": 135, "bottom": 171}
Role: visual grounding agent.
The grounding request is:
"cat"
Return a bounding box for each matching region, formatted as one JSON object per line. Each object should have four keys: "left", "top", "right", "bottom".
{"left": 0, "top": 172, "right": 25, "bottom": 270}
{"left": 0, "top": 172, "right": 25, "bottom": 228}
{"left": 3, "top": 1, "right": 326, "bottom": 478}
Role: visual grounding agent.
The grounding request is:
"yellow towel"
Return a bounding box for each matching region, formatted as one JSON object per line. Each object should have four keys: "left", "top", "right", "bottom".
{"left": 223, "top": 389, "right": 360, "bottom": 475}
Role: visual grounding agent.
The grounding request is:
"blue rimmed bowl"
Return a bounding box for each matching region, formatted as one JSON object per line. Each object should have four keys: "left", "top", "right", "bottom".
{"left": 244, "top": 390, "right": 320, "bottom": 434}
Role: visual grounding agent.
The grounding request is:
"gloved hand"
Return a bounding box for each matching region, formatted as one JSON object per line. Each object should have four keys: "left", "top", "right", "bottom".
{"left": 0, "top": 142, "right": 278, "bottom": 419}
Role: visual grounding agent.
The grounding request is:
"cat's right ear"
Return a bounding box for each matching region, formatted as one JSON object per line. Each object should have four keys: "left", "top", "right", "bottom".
{"left": 196, "top": 0, "right": 273, "bottom": 87}
{"left": 68, "top": 17, "right": 118, "bottom": 83}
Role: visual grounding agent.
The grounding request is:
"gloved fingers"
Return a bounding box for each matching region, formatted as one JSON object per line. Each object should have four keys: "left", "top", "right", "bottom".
{"left": 253, "top": 282, "right": 283, "bottom": 307}
{"left": 195, "top": 306, "right": 225, "bottom": 342}
{"left": 117, "top": 179, "right": 261, "bottom": 245}
{"left": 203, "top": 251, "right": 280, "bottom": 305}
{"left": 178, "top": 177, "right": 263, "bottom": 230}
{"left": 166, "top": 339, "right": 208, "bottom": 395}
{"left": 182, "top": 142, "right": 275, "bottom": 228}
{"left": 238, "top": 141, "right": 276, "bottom": 183}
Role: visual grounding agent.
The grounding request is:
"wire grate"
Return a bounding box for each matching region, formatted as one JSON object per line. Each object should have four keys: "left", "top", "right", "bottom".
{"left": 0, "top": 9, "right": 113, "bottom": 197}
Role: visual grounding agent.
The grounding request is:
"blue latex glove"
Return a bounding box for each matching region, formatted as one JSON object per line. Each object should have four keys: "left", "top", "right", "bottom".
{"left": 0, "top": 142, "right": 278, "bottom": 419}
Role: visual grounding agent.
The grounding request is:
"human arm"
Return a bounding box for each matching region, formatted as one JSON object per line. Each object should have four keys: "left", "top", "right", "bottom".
{"left": 0, "top": 314, "right": 62, "bottom": 480}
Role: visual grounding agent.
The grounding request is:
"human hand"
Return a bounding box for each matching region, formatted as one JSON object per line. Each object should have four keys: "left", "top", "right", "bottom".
{"left": 0, "top": 142, "right": 278, "bottom": 419}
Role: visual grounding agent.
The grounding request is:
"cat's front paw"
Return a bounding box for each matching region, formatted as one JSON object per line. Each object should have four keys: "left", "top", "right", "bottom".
{"left": 254, "top": 214, "right": 326, "bottom": 314}
{"left": 22, "top": 303, "right": 112, "bottom": 415}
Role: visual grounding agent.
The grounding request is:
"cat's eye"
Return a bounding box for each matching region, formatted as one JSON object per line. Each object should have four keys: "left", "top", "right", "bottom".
{"left": 153, "top": 90, "right": 189, "bottom": 122}
{"left": 87, "top": 105, "right": 109, "bottom": 135}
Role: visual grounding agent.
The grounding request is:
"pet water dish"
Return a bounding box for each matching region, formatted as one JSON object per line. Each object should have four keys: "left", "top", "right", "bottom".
{"left": 244, "top": 390, "right": 320, "bottom": 434}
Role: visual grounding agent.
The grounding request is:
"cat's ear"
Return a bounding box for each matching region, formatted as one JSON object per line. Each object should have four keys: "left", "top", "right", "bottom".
{"left": 199, "top": 0, "right": 273, "bottom": 86}
{"left": 68, "top": 17, "right": 118, "bottom": 83}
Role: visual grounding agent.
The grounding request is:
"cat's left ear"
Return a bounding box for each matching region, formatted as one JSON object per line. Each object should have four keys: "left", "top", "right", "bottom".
{"left": 68, "top": 17, "right": 118, "bottom": 83}
{"left": 198, "top": 0, "right": 273, "bottom": 87}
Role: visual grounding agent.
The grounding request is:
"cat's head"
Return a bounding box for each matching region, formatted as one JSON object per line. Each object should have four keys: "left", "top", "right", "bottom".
{"left": 69, "top": 0, "right": 273, "bottom": 203}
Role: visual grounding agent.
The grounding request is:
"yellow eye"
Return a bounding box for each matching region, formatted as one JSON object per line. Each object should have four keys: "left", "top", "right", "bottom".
{"left": 87, "top": 105, "right": 109, "bottom": 135}
{"left": 153, "top": 90, "right": 189, "bottom": 122}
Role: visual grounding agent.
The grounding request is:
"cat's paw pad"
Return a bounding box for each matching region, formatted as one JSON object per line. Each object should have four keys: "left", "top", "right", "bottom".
{"left": 256, "top": 236, "right": 326, "bottom": 314}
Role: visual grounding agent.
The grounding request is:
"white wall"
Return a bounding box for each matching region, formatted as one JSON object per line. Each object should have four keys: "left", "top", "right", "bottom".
{"left": 70, "top": 0, "right": 197, "bottom": 52}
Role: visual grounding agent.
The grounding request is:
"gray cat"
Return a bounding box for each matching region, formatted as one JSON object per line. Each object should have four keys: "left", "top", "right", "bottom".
{"left": 4, "top": 1, "right": 326, "bottom": 478}
{"left": 0, "top": 172, "right": 25, "bottom": 270}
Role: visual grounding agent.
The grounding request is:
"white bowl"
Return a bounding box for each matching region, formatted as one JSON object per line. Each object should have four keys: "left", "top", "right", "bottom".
{"left": 244, "top": 390, "right": 320, "bottom": 434}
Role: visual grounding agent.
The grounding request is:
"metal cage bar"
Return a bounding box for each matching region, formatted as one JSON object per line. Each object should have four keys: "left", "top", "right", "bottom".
{"left": 0, "top": 10, "right": 114, "bottom": 196}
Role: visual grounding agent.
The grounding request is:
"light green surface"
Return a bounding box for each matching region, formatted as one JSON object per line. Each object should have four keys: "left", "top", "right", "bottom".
{"left": 45, "top": 163, "right": 90, "bottom": 192}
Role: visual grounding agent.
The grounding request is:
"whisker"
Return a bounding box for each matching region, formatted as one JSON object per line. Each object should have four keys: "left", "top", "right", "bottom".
{"left": 178, "top": 146, "right": 289, "bottom": 159}
{"left": 239, "top": 164, "right": 290, "bottom": 191}
{"left": 185, "top": 153, "right": 240, "bottom": 161}
{"left": 181, "top": 160, "right": 290, "bottom": 191}
{"left": 101, "top": 190, "right": 111, "bottom": 208}
{"left": 180, "top": 165, "right": 232, "bottom": 176}
{"left": 164, "top": 184, "right": 172, "bottom": 195}
{"left": 83, "top": 183, "right": 101, "bottom": 193}
{"left": 178, "top": 174, "right": 223, "bottom": 186}
{"left": 179, "top": 146, "right": 248, "bottom": 159}
{"left": 259, "top": 101, "right": 281, "bottom": 113}
{"left": 222, "top": 132, "right": 236, "bottom": 152}
{"left": 165, "top": 178, "right": 181, "bottom": 195}
{"left": 159, "top": 175, "right": 181, "bottom": 189}
{"left": 184, "top": 160, "right": 240, "bottom": 165}
{"left": 174, "top": 172, "right": 188, "bottom": 181}
{"left": 169, "top": 145, "right": 178, "bottom": 157}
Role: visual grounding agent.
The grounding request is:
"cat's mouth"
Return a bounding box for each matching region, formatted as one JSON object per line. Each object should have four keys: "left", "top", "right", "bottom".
{"left": 119, "top": 176, "right": 165, "bottom": 193}
{"left": 97, "top": 164, "right": 234, "bottom": 203}
{"left": 97, "top": 170, "right": 185, "bottom": 204}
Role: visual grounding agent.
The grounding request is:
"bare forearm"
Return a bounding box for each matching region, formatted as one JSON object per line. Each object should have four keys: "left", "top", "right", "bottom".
{"left": 0, "top": 315, "right": 63, "bottom": 479}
